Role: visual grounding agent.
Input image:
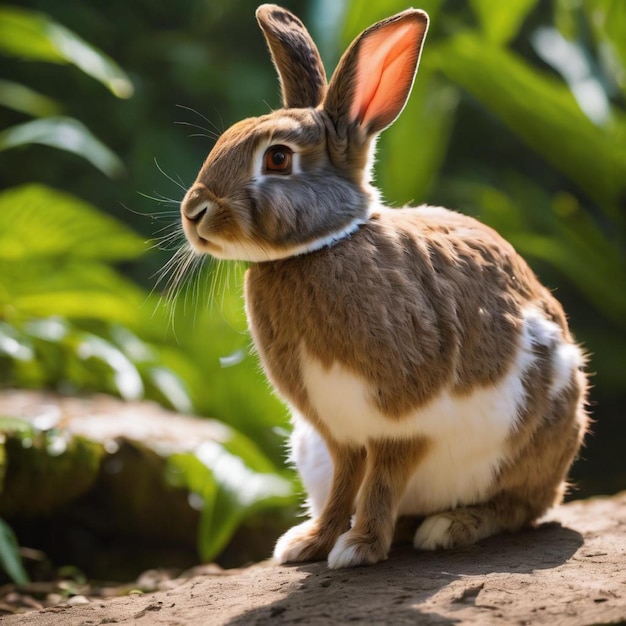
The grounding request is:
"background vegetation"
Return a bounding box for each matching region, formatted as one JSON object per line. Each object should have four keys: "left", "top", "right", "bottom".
{"left": 0, "top": 0, "right": 624, "bottom": 582}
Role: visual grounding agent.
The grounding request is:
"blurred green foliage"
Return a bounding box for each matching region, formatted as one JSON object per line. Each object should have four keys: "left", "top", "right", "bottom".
{"left": 0, "top": 0, "right": 624, "bottom": 579}
{"left": 0, "top": 5, "right": 130, "bottom": 176}
{"left": 0, "top": 517, "right": 27, "bottom": 585}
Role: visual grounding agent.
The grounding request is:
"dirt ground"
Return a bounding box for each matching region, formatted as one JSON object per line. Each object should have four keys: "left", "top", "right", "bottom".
{"left": 3, "top": 492, "right": 625, "bottom": 626}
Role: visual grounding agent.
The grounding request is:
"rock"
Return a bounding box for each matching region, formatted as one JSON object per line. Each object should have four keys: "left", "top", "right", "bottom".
{"left": 65, "top": 595, "right": 89, "bottom": 606}
{"left": 3, "top": 492, "right": 625, "bottom": 625}
{"left": 0, "top": 390, "right": 294, "bottom": 579}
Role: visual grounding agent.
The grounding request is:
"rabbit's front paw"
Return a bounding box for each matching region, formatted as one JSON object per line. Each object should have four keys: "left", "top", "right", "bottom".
{"left": 327, "top": 530, "right": 389, "bottom": 569}
{"left": 413, "top": 511, "right": 479, "bottom": 550}
{"left": 273, "top": 519, "right": 330, "bottom": 564}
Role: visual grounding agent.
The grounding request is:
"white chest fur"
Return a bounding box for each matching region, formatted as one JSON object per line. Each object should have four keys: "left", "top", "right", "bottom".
{"left": 295, "top": 308, "right": 582, "bottom": 516}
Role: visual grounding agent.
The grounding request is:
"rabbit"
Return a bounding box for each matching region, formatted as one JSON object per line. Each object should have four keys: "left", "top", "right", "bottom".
{"left": 179, "top": 4, "right": 589, "bottom": 569}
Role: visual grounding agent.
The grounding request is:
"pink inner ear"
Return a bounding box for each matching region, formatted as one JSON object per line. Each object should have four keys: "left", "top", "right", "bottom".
{"left": 351, "top": 20, "right": 424, "bottom": 131}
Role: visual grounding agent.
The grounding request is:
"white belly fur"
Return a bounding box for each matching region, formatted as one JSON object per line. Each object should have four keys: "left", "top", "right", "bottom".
{"left": 293, "top": 308, "right": 583, "bottom": 517}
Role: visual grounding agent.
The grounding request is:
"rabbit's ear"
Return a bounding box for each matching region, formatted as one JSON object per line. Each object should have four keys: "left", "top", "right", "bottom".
{"left": 325, "top": 10, "right": 428, "bottom": 136}
{"left": 256, "top": 4, "right": 327, "bottom": 109}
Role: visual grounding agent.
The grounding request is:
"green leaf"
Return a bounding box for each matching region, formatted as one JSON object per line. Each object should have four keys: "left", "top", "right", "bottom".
{"left": 0, "top": 433, "right": 5, "bottom": 491}
{"left": 8, "top": 290, "right": 139, "bottom": 326}
{"left": 199, "top": 441, "right": 292, "bottom": 560}
{"left": 0, "top": 324, "right": 43, "bottom": 388}
{"left": 0, "top": 185, "right": 145, "bottom": 262}
{"left": 0, "top": 417, "right": 34, "bottom": 435}
{"left": 0, "top": 323, "right": 34, "bottom": 363}
{"left": 168, "top": 440, "right": 293, "bottom": 562}
{"left": 0, "top": 517, "right": 29, "bottom": 585}
{"left": 553, "top": 0, "right": 578, "bottom": 40}
{"left": 9, "top": 288, "right": 145, "bottom": 327}
{"left": 0, "top": 118, "right": 124, "bottom": 177}
{"left": 583, "top": 0, "right": 626, "bottom": 96}
{"left": 0, "top": 5, "right": 62, "bottom": 61}
{"left": 221, "top": 430, "right": 280, "bottom": 475}
{"left": 0, "top": 79, "right": 61, "bottom": 117}
{"left": 141, "top": 366, "right": 193, "bottom": 413}
{"left": 514, "top": 225, "right": 626, "bottom": 329}
{"left": 0, "top": 261, "right": 147, "bottom": 327}
{"left": 429, "top": 32, "right": 626, "bottom": 219}
{"left": 0, "top": 5, "right": 133, "bottom": 98}
{"left": 469, "top": 0, "right": 539, "bottom": 46}
{"left": 73, "top": 332, "right": 144, "bottom": 401}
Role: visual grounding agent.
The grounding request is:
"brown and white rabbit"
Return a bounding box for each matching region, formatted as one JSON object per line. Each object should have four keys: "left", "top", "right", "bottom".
{"left": 180, "top": 4, "right": 588, "bottom": 569}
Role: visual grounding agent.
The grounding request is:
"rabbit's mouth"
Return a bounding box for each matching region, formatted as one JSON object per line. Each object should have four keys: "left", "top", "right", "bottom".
{"left": 182, "top": 220, "right": 226, "bottom": 257}
{"left": 199, "top": 238, "right": 224, "bottom": 255}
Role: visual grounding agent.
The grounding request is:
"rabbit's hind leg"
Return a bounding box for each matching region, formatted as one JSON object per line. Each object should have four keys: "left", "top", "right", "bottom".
{"left": 412, "top": 498, "right": 536, "bottom": 550}
{"left": 414, "top": 383, "right": 588, "bottom": 552}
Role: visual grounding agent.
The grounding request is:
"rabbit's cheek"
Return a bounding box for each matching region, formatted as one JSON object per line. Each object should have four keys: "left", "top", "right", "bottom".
{"left": 196, "top": 205, "right": 239, "bottom": 241}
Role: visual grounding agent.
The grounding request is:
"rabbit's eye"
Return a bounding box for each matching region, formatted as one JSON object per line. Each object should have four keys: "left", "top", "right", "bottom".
{"left": 263, "top": 145, "right": 293, "bottom": 174}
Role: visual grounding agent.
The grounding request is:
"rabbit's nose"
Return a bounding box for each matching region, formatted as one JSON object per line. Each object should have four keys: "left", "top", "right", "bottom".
{"left": 181, "top": 185, "right": 216, "bottom": 221}
{"left": 183, "top": 200, "right": 209, "bottom": 221}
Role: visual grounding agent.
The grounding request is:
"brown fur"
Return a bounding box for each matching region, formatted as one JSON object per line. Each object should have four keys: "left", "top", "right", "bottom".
{"left": 180, "top": 5, "right": 589, "bottom": 567}
{"left": 345, "top": 439, "right": 430, "bottom": 564}
{"left": 256, "top": 5, "right": 327, "bottom": 109}
{"left": 181, "top": 110, "right": 371, "bottom": 256}
{"left": 246, "top": 207, "right": 545, "bottom": 418}
{"left": 247, "top": 207, "right": 587, "bottom": 561}
{"left": 278, "top": 441, "right": 367, "bottom": 562}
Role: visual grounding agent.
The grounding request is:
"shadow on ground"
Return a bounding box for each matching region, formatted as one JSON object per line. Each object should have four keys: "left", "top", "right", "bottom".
{"left": 227, "top": 522, "right": 583, "bottom": 625}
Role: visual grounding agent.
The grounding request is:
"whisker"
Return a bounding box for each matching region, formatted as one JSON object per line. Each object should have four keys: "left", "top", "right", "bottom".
{"left": 154, "top": 158, "right": 188, "bottom": 192}
{"left": 175, "top": 121, "right": 220, "bottom": 141}
{"left": 153, "top": 223, "right": 183, "bottom": 239}
{"left": 148, "top": 244, "right": 195, "bottom": 336}
{"left": 119, "top": 202, "right": 151, "bottom": 218}
{"left": 189, "top": 132, "right": 219, "bottom": 140}
{"left": 176, "top": 104, "right": 225, "bottom": 140}
{"left": 176, "top": 104, "right": 217, "bottom": 128}
{"left": 209, "top": 106, "right": 226, "bottom": 136}
{"left": 138, "top": 191, "right": 182, "bottom": 206}
{"left": 151, "top": 234, "right": 184, "bottom": 252}
{"left": 152, "top": 246, "right": 186, "bottom": 289}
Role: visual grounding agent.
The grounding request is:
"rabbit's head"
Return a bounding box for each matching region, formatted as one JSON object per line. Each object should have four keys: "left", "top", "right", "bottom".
{"left": 181, "top": 4, "right": 428, "bottom": 262}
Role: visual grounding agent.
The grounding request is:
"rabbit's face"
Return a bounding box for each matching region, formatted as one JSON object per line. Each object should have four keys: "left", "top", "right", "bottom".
{"left": 181, "top": 108, "right": 371, "bottom": 262}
